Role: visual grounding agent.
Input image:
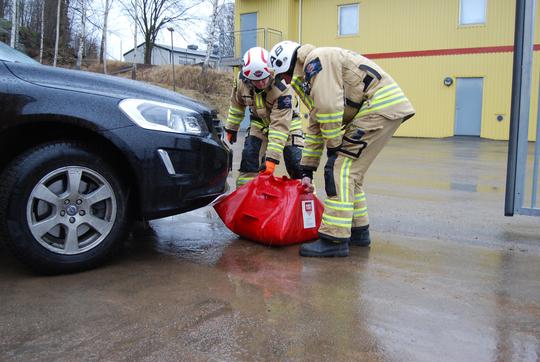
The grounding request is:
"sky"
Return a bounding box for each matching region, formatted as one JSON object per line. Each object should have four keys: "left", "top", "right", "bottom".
{"left": 104, "top": 1, "right": 213, "bottom": 61}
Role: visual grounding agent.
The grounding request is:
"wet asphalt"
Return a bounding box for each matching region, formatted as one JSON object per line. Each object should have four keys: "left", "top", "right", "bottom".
{"left": 1, "top": 136, "right": 539, "bottom": 361}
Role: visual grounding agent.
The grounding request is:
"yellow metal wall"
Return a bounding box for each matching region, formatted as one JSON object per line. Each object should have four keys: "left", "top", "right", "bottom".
{"left": 235, "top": 0, "right": 540, "bottom": 141}
{"left": 234, "top": 0, "right": 297, "bottom": 48}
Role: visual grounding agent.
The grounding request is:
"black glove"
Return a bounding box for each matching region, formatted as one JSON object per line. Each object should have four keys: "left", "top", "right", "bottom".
{"left": 226, "top": 129, "right": 237, "bottom": 144}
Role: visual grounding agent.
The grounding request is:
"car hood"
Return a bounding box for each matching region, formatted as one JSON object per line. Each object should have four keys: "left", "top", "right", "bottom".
{"left": 5, "top": 62, "right": 214, "bottom": 115}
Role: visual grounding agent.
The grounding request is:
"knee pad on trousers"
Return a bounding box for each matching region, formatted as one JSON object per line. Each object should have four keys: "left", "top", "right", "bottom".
{"left": 283, "top": 145, "right": 303, "bottom": 179}
{"left": 324, "top": 154, "right": 338, "bottom": 197}
{"left": 239, "top": 135, "right": 262, "bottom": 173}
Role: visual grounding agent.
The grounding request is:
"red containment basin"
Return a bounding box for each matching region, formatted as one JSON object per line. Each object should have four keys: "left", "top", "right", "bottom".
{"left": 213, "top": 175, "right": 323, "bottom": 246}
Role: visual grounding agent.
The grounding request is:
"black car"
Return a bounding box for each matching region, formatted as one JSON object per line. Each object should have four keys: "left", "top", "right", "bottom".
{"left": 0, "top": 42, "right": 230, "bottom": 273}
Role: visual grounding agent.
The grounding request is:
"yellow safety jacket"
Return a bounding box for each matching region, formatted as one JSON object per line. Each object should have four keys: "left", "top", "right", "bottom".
{"left": 291, "top": 44, "right": 415, "bottom": 170}
{"left": 225, "top": 73, "right": 302, "bottom": 162}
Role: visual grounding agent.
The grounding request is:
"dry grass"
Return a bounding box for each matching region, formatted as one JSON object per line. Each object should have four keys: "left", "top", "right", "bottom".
{"left": 83, "top": 62, "right": 233, "bottom": 118}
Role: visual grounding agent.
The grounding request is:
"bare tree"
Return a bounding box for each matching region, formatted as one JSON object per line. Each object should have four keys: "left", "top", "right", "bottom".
{"left": 0, "top": 0, "right": 7, "bottom": 18}
{"left": 198, "top": 1, "right": 233, "bottom": 66}
{"left": 99, "top": 0, "right": 112, "bottom": 73}
{"left": 123, "top": 0, "right": 201, "bottom": 65}
{"left": 131, "top": 0, "right": 137, "bottom": 78}
{"left": 75, "top": 0, "right": 86, "bottom": 69}
{"left": 39, "top": 0, "right": 44, "bottom": 62}
{"left": 202, "top": 0, "right": 219, "bottom": 69}
{"left": 53, "top": 0, "right": 60, "bottom": 65}
{"left": 10, "top": 0, "right": 18, "bottom": 47}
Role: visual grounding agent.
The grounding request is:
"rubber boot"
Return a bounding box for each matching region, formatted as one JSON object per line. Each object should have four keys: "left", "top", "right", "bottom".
{"left": 350, "top": 225, "right": 371, "bottom": 247}
{"left": 299, "top": 238, "right": 349, "bottom": 257}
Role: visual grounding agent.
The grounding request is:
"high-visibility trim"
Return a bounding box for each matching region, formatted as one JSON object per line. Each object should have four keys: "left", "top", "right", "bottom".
{"left": 374, "top": 83, "right": 400, "bottom": 97}
{"left": 355, "top": 193, "right": 366, "bottom": 202}
{"left": 340, "top": 158, "right": 352, "bottom": 202}
{"left": 267, "top": 142, "right": 285, "bottom": 152}
{"left": 227, "top": 113, "right": 243, "bottom": 121}
{"left": 255, "top": 93, "right": 265, "bottom": 109}
{"left": 357, "top": 97, "right": 408, "bottom": 117}
{"left": 322, "top": 214, "right": 352, "bottom": 227}
{"left": 229, "top": 106, "right": 244, "bottom": 114}
{"left": 356, "top": 83, "right": 409, "bottom": 117}
{"left": 323, "top": 214, "right": 352, "bottom": 221}
{"left": 370, "top": 94, "right": 407, "bottom": 109}
{"left": 226, "top": 120, "right": 242, "bottom": 126}
{"left": 373, "top": 87, "right": 402, "bottom": 101}
{"left": 317, "top": 113, "right": 343, "bottom": 122}
{"left": 290, "top": 119, "right": 303, "bottom": 130}
{"left": 370, "top": 89, "right": 404, "bottom": 106}
{"left": 269, "top": 129, "right": 289, "bottom": 140}
{"left": 353, "top": 210, "right": 368, "bottom": 217}
{"left": 318, "top": 118, "right": 342, "bottom": 124}
{"left": 303, "top": 148, "right": 323, "bottom": 157}
{"left": 321, "top": 127, "right": 343, "bottom": 139}
{"left": 292, "top": 76, "right": 314, "bottom": 109}
{"left": 317, "top": 111, "right": 344, "bottom": 118}
{"left": 251, "top": 120, "right": 268, "bottom": 129}
{"left": 324, "top": 199, "right": 354, "bottom": 211}
{"left": 229, "top": 109, "right": 244, "bottom": 117}
{"left": 325, "top": 199, "right": 354, "bottom": 206}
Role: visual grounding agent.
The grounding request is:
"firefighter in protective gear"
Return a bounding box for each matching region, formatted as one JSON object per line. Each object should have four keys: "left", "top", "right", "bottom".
{"left": 225, "top": 47, "right": 304, "bottom": 188}
{"left": 269, "top": 42, "right": 415, "bottom": 257}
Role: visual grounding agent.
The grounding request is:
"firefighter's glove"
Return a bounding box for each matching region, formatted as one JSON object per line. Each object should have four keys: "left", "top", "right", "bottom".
{"left": 260, "top": 160, "right": 276, "bottom": 175}
{"left": 226, "top": 129, "right": 237, "bottom": 144}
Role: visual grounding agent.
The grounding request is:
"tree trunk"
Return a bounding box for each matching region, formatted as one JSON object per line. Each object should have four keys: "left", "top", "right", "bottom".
{"left": 131, "top": 0, "right": 137, "bottom": 80}
{"left": 53, "top": 0, "right": 61, "bottom": 66}
{"left": 144, "top": 35, "right": 153, "bottom": 65}
{"left": 203, "top": 0, "right": 219, "bottom": 70}
{"left": 39, "top": 0, "right": 45, "bottom": 63}
{"left": 75, "top": 0, "right": 86, "bottom": 70}
{"left": 10, "top": 0, "right": 18, "bottom": 48}
{"left": 0, "top": 0, "right": 5, "bottom": 19}
{"left": 100, "top": 0, "right": 110, "bottom": 68}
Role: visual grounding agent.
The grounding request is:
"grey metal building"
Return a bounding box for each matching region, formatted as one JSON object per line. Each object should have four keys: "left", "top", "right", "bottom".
{"left": 123, "top": 43, "right": 219, "bottom": 67}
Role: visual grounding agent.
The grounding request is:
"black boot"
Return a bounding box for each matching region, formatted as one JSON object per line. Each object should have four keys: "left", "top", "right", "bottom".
{"left": 350, "top": 225, "right": 371, "bottom": 247}
{"left": 299, "top": 238, "right": 349, "bottom": 257}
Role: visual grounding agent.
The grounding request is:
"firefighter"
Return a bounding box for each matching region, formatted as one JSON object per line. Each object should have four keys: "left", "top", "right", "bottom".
{"left": 269, "top": 41, "right": 415, "bottom": 257}
{"left": 224, "top": 47, "right": 304, "bottom": 188}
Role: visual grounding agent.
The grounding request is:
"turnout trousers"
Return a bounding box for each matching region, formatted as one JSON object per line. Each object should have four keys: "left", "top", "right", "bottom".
{"left": 318, "top": 114, "right": 403, "bottom": 242}
{"left": 236, "top": 125, "right": 304, "bottom": 188}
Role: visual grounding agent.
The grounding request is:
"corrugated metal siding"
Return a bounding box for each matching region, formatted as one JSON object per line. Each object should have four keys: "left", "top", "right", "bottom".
{"left": 300, "top": 0, "right": 520, "bottom": 53}
{"left": 235, "top": 0, "right": 540, "bottom": 140}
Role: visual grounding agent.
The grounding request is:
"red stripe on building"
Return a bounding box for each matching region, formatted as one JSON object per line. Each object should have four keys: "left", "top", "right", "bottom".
{"left": 364, "top": 44, "right": 540, "bottom": 59}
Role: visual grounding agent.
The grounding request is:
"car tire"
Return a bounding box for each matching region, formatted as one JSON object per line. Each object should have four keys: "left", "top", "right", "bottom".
{"left": 0, "top": 142, "right": 129, "bottom": 274}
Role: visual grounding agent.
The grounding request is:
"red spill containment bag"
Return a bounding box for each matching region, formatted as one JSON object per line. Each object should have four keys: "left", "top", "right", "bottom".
{"left": 213, "top": 175, "right": 323, "bottom": 246}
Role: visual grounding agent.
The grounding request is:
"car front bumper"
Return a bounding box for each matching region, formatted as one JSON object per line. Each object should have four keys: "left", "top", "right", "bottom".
{"left": 105, "top": 126, "right": 231, "bottom": 220}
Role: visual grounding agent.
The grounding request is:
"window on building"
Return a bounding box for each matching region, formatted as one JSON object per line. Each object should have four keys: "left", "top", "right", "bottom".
{"left": 460, "top": 0, "right": 486, "bottom": 25}
{"left": 338, "top": 4, "right": 359, "bottom": 36}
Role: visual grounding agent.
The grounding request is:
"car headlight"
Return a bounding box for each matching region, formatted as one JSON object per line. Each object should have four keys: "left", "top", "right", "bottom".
{"left": 119, "top": 99, "right": 208, "bottom": 135}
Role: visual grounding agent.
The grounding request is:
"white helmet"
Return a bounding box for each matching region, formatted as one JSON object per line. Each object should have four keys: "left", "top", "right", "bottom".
{"left": 269, "top": 41, "right": 300, "bottom": 75}
{"left": 242, "top": 47, "right": 271, "bottom": 81}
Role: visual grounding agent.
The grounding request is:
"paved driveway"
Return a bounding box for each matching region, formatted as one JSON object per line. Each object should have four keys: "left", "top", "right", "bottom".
{"left": 1, "top": 137, "right": 539, "bottom": 361}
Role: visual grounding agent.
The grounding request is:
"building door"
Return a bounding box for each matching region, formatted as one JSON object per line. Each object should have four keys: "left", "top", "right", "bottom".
{"left": 454, "top": 78, "right": 483, "bottom": 136}
{"left": 239, "top": 12, "right": 257, "bottom": 130}
{"left": 240, "top": 13, "right": 257, "bottom": 58}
